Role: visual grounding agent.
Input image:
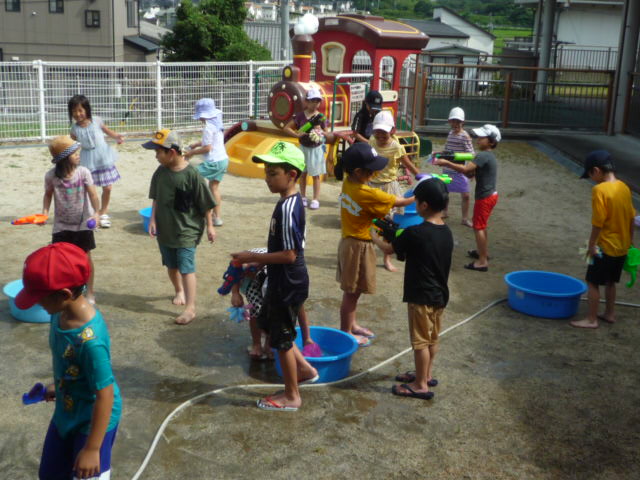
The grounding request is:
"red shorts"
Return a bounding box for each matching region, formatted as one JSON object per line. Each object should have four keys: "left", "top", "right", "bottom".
{"left": 472, "top": 193, "right": 498, "bottom": 230}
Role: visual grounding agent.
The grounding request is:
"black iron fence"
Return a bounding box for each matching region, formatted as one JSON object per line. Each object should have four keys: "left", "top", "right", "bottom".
{"left": 418, "top": 63, "right": 615, "bottom": 132}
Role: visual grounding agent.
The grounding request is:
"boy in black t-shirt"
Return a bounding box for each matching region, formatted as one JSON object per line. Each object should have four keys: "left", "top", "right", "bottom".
{"left": 372, "top": 178, "right": 453, "bottom": 400}
{"left": 232, "top": 141, "right": 318, "bottom": 411}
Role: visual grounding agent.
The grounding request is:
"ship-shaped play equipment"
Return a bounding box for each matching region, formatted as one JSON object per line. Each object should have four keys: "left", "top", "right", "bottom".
{"left": 224, "top": 14, "right": 430, "bottom": 179}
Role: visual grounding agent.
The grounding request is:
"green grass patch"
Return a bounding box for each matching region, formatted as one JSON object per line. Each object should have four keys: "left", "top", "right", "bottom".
{"left": 493, "top": 28, "right": 533, "bottom": 56}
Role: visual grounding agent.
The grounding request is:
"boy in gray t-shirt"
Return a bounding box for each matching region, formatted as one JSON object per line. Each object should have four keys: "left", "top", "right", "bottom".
{"left": 434, "top": 124, "right": 500, "bottom": 272}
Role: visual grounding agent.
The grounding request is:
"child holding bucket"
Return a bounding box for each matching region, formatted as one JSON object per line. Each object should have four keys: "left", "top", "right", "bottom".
{"left": 185, "top": 98, "right": 228, "bottom": 226}
{"left": 368, "top": 110, "right": 420, "bottom": 272}
{"left": 372, "top": 177, "right": 453, "bottom": 400}
{"left": 334, "top": 143, "right": 415, "bottom": 346}
{"left": 15, "top": 242, "right": 121, "bottom": 478}
{"left": 232, "top": 141, "right": 318, "bottom": 411}
{"left": 570, "top": 150, "right": 636, "bottom": 329}
{"left": 441, "top": 107, "right": 475, "bottom": 227}
{"left": 42, "top": 135, "right": 101, "bottom": 304}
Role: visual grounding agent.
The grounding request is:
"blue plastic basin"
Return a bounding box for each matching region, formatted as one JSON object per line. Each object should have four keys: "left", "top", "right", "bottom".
{"left": 393, "top": 201, "right": 424, "bottom": 229}
{"left": 504, "top": 270, "right": 587, "bottom": 319}
{"left": 3, "top": 279, "right": 51, "bottom": 323}
{"left": 274, "top": 326, "right": 359, "bottom": 383}
{"left": 139, "top": 207, "right": 152, "bottom": 233}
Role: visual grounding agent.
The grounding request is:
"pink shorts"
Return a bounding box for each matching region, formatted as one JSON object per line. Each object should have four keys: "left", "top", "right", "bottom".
{"left": 472, "top": 193, "right": 498, "bottom": 230}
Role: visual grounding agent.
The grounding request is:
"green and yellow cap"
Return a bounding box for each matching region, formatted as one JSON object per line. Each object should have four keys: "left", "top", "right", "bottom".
{"left": 252, "top": 141, "right": 305, "bottom": 172}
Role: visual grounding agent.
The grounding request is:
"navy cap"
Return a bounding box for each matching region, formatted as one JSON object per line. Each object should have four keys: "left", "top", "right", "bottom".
{"left": 342, "top": 142, "right": 388, "bottom": 172}
{"left": 414, "top": 177, "right": 449, "bottom": 211}
{"left": 581, "top": 150, "right": 614, "bottom": 178}
{"left": 365, "top": 90, "right": 383, "bottom": 111}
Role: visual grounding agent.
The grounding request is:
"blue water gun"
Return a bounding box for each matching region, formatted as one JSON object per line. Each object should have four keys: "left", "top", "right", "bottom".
{"left": 217, "top": 260, "right": 244, "bottom": 295}
{"left": 22, "top": 383, "right": 47, "bottom": 405}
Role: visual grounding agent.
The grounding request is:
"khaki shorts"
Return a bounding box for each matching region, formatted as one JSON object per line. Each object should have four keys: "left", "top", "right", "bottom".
{"left": 407, "top": 303, "right": 443, "bottom": 349}
{"left": 336, "top": 237, "right": 377, "bottom": 294}
{"left": 369, "top": 180, "right": 403, "bottom": 215}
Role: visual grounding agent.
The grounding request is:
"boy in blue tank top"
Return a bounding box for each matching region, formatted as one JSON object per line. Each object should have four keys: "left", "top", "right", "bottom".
{"left": 16, "top": 242, "right": 121, "bottom": 479}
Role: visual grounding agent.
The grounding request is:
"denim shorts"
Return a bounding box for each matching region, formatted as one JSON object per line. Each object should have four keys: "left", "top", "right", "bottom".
{"left": 159, "top": 245, "right": 196, "bottom": 274}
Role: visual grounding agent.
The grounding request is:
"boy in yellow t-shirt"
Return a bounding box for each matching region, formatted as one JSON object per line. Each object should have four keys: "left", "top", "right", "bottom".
{"left": 571, "top": 150, "right": 636, "bottom": 329}
{"left": 335, "top": 143, "right": 415, "bottom": 346}
{"left": 368, "top": 110, "right": 420, "bottom": 271}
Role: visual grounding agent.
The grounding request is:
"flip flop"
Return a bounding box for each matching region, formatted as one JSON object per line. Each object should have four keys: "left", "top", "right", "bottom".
{"left": 352, "top": 327, "right": 376, "bottom": 339}
{"left": 298, "top": 373, "right": 320, "bottom": 385}
{"left": 256, "top": 397, "right": 298, "bottom": 412}
{"left": 394, "top": 371, "right": 438, "bottom": 387}
{"left": 357, "top": 336, "right": 372, "bottom": 348}
{"left": 464, "top": 262, "right": 488, "bottom": 272}
{"left": 391, "top": 383, "right": 434, "bottom": 400}
{"left": 467, "top": 250, "right": 491, "bottom": 260}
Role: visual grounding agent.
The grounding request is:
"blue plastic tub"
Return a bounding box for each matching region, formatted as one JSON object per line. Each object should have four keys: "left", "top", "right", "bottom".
{"left": 3, "top": 279, "right": 51, "bottom": 323}
{"left": 504, "top": 270, "right": 587, "bottom": 319}
{"left": 274, "top": 326, "right": 359, "bottom": 383}
{"left": 393, "top": 201, "right": 423, "bottom": 229}
{"left": 139, "top": 207, "right": 152, "bottom": 233}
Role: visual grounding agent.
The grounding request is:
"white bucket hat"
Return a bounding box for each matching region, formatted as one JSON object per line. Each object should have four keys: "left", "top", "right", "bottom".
{"left": 306, "top": 88, "right": 323, "bottom": 101}
{"left": 448, "top": 107, "right": 465, "bottom": 121}
{"left": 193, "top": 98, "right": 221, "bottom": 120}
{"left": 472, "top": 124, "right": 501, "bottom": 143}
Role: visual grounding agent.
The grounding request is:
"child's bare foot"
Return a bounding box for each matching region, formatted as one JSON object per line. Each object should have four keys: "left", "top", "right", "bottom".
{"left": 172, "top": 292, "right": 186, "bottom": 305}
{"left": 247, "top": 345, "right": 267, "bottom": 360}
{"left": 298, "top": 366, "right": 319, "bottom": 384}
{"left": 175, "top": 309, "right": 195, "bottom": 325}
{"left": 570, "top": 318, "right": 599, "bottom": 329}
{"left": 597, "top": 314, "right": 616, "bottom": 324}
{"left": 383, "top": 259, "right": 398, "bottom": 272}
{"left": 351, "top": 325, "right": 375, "bottom": 338}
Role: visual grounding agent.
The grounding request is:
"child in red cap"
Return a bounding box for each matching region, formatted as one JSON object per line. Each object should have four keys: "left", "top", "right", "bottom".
{"left": 16, "top": 242, "right": 121, "bottom": 480}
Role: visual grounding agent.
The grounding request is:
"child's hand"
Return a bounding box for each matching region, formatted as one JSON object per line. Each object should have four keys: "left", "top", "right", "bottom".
{"left": 45, "top": 383, "right": 56, "bottom": 402}
{"left": 148, "top": 219, "right": 157, "bottom": 238}
{"left": 231, "top": 251, "right": 254, "bottom": 264}
{"left": 207, "top": 225, "right": 216, "bottom": 243}
{"left": 74, "top": 446, "right": 101, "bottom": 479}
{"left": 231, "top": 290, "right": 244, "bottom": 308}
{"left": 116, "top": 134, "right": 124, "bottom": 145}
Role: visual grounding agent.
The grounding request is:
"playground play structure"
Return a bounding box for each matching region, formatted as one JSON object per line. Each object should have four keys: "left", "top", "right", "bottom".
{"left": 224, "top": 14, "right": 430, "bottom": 179}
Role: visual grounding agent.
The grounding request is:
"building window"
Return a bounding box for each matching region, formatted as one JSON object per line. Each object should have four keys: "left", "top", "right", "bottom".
{"left": 85, "top": 10, "right": 100, "bottom": 28}
{"left": 126, "top": 0, "right": 138, "bottom": 28}
{"left": 49, "top": 0, "right": 63, "bottom": 13}
{"left": 5, "top": 0, "right": 20, "bottom": 12}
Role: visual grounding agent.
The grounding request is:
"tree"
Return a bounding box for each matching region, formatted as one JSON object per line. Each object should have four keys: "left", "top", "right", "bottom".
{"left": 161, "top": 0, "right": 271, "bottom": 61}
{"left": 413, "top": 0, "right": 433, "bottom": 18}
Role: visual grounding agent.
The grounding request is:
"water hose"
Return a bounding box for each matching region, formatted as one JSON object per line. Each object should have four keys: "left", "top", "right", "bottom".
{"left": 131, "top": 296, "right": 640, "bottom": 479}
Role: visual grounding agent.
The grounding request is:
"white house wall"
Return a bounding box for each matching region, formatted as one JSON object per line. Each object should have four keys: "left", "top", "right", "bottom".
{"left": 556, "top": 5, "right": 622, "bottom": 48}
{"left": 433, "top": 7, "right": 494, "bottom": 54}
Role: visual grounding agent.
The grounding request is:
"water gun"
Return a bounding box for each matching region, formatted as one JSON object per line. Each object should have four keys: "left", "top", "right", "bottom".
{"left": 623, "top": 246, "right": 640, "bottom": 288}
{"left": 414, "top": 173, "right": 452, "bottom": 185}
{"left": 299, "top": 113, "right": 326, "bottom": 133}
{"left": 373, "top": 218, "right": 404, "bottom": 243}
{"left": 12, "top": 214, "right": 48, "bottom": 225}
{"left": 226, "top": 306, "right": 251, "bottom": 323}
{"left": 22, "top": 383, "right": 47, "bottom": 405}
{"left": 430, "top": 151, "right": 474, "bottom": 164}
{"left": 217, "top": 260, "right": 244, "bottom": 295}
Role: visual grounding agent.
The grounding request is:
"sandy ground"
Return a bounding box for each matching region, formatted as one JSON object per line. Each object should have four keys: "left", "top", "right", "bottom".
{"left": 1, "top": 137, "right": 639, "bottom": 479}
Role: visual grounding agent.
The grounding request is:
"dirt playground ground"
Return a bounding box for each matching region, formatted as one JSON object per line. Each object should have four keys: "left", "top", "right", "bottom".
{"left": 1, "top": 137, "right": 639, "bottom": 479}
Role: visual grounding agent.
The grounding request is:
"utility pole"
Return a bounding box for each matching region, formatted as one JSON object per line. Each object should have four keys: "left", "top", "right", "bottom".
{"left": 280, "top": 0, "right": 290, "bottom": 61}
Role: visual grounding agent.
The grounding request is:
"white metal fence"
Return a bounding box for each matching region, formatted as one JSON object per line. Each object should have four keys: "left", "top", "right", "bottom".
{"left": 0, "top": 60, "right": 289, "bottom": 142}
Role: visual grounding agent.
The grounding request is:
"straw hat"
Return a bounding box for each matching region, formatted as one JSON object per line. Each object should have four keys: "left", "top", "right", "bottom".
{"left": 49, "top": 135, "right": 80, "bottom": 163}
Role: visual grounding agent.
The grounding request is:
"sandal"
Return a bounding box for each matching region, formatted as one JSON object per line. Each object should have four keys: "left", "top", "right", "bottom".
{"left": 394, "top": 371, "right": 438, "bottom": 387}
{"left": 99, "top": 214, "right": 111, "bottom": 228}
{"left": 464, "top": 262, "right": 488, "bottom": 272}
